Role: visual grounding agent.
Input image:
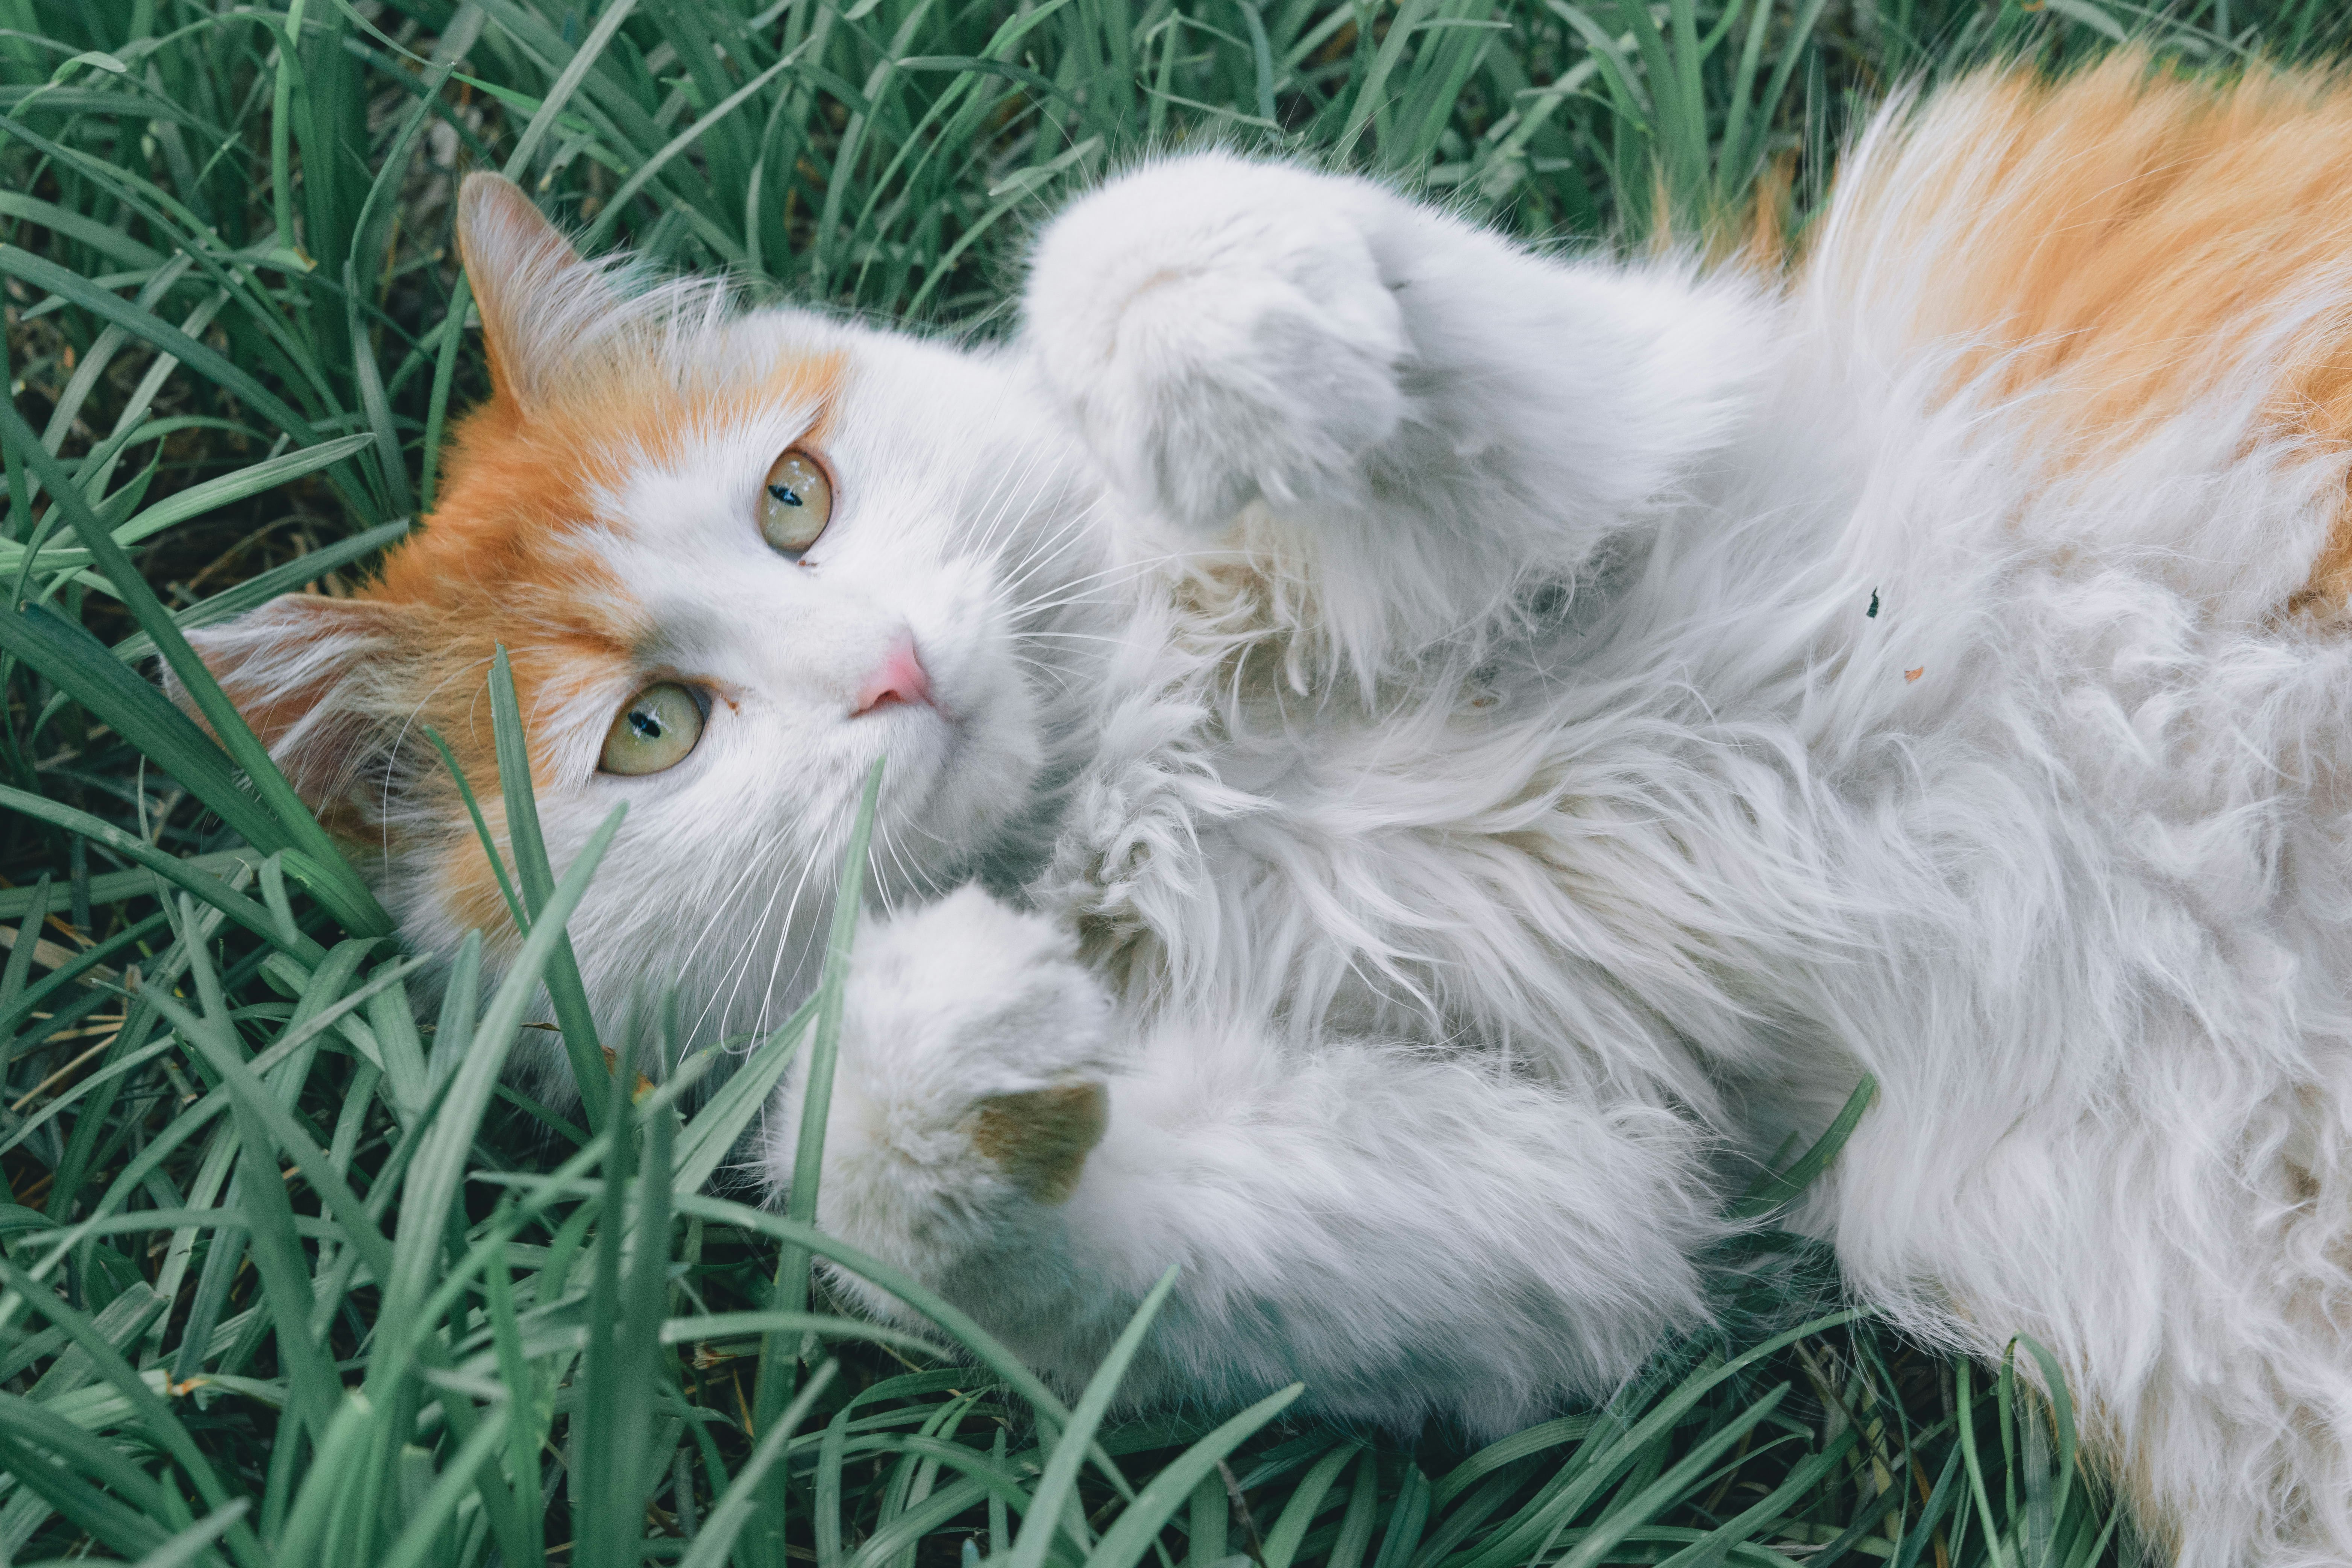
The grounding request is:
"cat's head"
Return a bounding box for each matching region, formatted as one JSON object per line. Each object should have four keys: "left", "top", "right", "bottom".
{"left": 187, "top": 175, "right": 1099, "bottom": 1049}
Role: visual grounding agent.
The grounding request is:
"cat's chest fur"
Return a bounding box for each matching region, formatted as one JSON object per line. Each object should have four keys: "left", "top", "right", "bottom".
{"left": 1027, "top": 487, "right": 1849, "bottom": 1127}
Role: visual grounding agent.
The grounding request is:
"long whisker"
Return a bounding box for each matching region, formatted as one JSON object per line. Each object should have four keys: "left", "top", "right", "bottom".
{"left": 719, "top": 771, "right": 866, "bottom": 1043}
{"left": 1011, "top": 651, "right": 1084, "bottom": 699}
{"left": 955, "top": 440, "right": 1055, "bottom": 568}
{"left": 957, "top": 438, "right": 1039, "bottom": 559}
{"left": 378, "top": 653, "right": 499, "bottom": 867}
{"left": 985, "top": 467, "right": 1101, "bottom": 583}
{"left": 746, "top": 829, "right": 831, "bottom": 1038}
{"left": 881, "top": 819, "right": 948, "bottom": 899}
{"left": 1001, "top": 544, "right": 1181, "bottom": 631}
{"left": 688, "top": 821, "right": 801, "bottom": 1042}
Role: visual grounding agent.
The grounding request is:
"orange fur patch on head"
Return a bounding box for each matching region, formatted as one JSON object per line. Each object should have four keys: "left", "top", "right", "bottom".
{"left": 357, "top": 345, "right": 844, "bottom": 938}
{"left": 186, "top": 177, "right": 854, "bottom": 947}
{"left": 442, "top": 792, "right": 518, "bottom": 946}
{"left": 1809, "top": 54, "right": 2352, "bottom": 608}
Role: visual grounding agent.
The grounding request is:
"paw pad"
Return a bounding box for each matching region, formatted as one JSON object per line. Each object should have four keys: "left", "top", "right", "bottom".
{"left": 969, "top": 1082, "right": 1108, "bottom": 1204}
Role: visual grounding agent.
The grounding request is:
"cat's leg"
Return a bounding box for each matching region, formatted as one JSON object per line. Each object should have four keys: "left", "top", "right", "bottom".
{"left": 768, "top": 886, "right": 1720, "bottom": 1431}
{"left": 1020, "top": 153, "right": 1774, "bottom": 668}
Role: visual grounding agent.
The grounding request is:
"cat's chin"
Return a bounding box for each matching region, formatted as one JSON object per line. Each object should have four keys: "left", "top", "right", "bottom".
{"left": 856, "top": 689, "right": 1041, "bottom": 880}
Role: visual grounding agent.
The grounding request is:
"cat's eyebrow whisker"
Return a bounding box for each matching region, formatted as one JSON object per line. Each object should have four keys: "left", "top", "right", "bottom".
{"left": 961, "top": 444, "right": 1052, "bottom": 565}
{"left": 962, "top": 441, "right": 1078, "bottom": 567}
{"left": 1000, "top": 541, "right": 1170, "bottom": 621}
{"left": 1016, "top": 628, "right": 1130, "bottom": 646}
{"left": 982, "top": 465, "right": 1098, "bottom": 580}
{"left": 995, "top": 497, "right": 1106, "bottom": 594}
{"left": 502, "top": 639, "right": 598, "bottom": 738}
{"left": 382, "top": 654, "right": 501, "bottom": 866}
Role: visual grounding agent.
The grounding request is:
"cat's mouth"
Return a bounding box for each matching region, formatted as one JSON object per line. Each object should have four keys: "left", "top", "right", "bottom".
{"left": 854, "top": 684, "right": 969, "bottom": 791}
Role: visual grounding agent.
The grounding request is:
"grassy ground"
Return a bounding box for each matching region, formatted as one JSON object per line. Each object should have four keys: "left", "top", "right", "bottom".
{"left": 2, "top": 0, "right": 2348, "bottom": 1565}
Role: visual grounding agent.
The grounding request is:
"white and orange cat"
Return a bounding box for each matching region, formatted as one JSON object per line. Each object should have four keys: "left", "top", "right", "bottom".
{"left": 187, "top": 53, "right": 2352, "bottom": 1567}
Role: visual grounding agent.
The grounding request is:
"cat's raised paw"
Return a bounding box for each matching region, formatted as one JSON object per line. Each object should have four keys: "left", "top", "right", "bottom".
{"left": 1025, "top": 152, "right": 1411, "bottom": 532}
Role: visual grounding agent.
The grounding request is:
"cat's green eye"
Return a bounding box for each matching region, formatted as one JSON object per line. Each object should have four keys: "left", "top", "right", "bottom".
{"left": 599, "top": 683, "right": 704, "bottom": 776}
{"left": 760, "top": 448, "right": 833, "bottom": 555}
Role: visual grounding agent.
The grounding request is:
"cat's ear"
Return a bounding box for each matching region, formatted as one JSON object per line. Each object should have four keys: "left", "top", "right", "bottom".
{"left": 176, "top": 594, "right": 429, "bottom": 813}
{"left": 457, "top": 173, "right": 612, "bottom": 411}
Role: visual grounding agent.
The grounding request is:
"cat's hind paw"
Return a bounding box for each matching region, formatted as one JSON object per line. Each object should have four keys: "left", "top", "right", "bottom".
{"left": 1024, "top": 152, "right": 1411, "bottom": 532}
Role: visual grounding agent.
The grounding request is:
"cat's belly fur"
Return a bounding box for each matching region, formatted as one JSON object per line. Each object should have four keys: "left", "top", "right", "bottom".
{"left": 1033, "top": 82, "right": 2352, "bottom": 1550}
{"left": 1051, "top": 390, "right": 2352, "bottom": 1161}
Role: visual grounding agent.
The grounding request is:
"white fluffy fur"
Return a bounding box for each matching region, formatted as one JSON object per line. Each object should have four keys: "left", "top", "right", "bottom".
{"left": 201, "top": 131, "right": 2352, "bottom": 1566}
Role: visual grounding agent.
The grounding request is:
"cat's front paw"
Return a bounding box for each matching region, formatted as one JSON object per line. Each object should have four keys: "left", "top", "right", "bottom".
{"left": 767, "top": 886, "right": 1117, "bottom": 1222}
{"left": 1025, "top": 152, "right": 1411, "bottom": 531}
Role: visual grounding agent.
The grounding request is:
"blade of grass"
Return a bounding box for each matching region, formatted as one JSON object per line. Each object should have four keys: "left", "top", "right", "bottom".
{"left": 1005, "top": 1265, "right": 1183, "bottom": 1568}
{"left": 1732, "top": 1075, "right": 1877, "bottom": 1219}
{"left": 677, "top": 1360, "right": 842, "bottom": 1568}
{"left": 671, "top": 992, "right": 817, "bottom": 1195}
{"left": 1087, "top": 1385, "right": 1310, "bottom": 1568}
{"left": 0, "top": 600, "right": 291, "bottom": 856}
{"left": 371, "top": 800, "right": 626, "bottom": 1402}
{"left": 0, "top": 784, "right": 325, "bottom": 963}
{"left": 502, "top": 0, "right": 639, "bottom": 178}
{"left": 0, "top": 1258, "right": 265, "bottom": 1568}
{"left": 487, "top": 645, "right": 606, "bottom": 1126}
{"left": 126, "top": 1499, "right": 251, "bottom": 1568}
{"left": 0, "top": 400, "right": 388, "bottom": 936}
{"left": 756, "top": 754, "right": 883, "bottom": 1432}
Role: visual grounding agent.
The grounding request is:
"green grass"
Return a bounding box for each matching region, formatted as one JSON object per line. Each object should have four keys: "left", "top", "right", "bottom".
{"left": 0, "top": 0, "right": 2346, "bottom": 1563}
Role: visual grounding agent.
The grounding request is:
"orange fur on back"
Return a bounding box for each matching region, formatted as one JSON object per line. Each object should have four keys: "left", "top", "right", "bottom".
{"left": 1812, "top": 54, "right": 2352, "bottom": 604}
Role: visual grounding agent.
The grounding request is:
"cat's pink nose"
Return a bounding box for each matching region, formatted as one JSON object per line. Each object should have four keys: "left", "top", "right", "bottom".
{"left": 854, "top": 635, "right": 933, "bottom": 715}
